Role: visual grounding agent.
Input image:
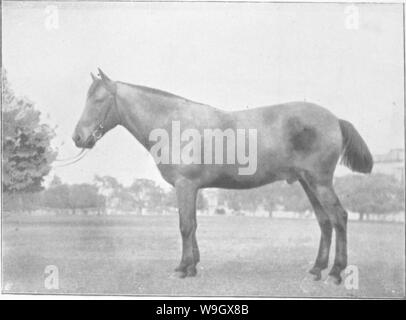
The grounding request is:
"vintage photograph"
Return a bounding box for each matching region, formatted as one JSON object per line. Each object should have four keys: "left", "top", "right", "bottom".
{"left": 1, "top": 1, "right": 405, "bottom": 298}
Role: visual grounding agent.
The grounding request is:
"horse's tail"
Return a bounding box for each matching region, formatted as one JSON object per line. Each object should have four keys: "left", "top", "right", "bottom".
{"left": 339, "top": 119, "right": 373, "bottom": 174}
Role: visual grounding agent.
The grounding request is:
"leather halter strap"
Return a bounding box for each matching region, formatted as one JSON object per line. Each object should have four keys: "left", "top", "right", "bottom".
{"left": 90, "top": 91, "right": 122, "bottom": 143}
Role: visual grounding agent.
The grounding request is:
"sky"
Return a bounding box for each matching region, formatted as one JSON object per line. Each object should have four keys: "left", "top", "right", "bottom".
{"left": 2, "top": 1, "right": 404, "bottom": 187}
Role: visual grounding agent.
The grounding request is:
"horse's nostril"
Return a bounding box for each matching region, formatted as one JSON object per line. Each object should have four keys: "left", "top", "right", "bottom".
{"left": 73, "top": 134, "right": 81, "bottom": 144}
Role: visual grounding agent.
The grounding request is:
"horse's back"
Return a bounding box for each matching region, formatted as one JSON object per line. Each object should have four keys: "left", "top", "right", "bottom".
{"left": 233, "top": 101, "right": 338, "bottom": 126}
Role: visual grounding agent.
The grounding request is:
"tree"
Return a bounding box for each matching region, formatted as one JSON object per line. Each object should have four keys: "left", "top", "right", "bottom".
{"left": 129, "top": 179, "right": 165, "bottom": 212}
{"left": 335, "top": 173, "right": 405, "bottom": 220}
{"left": 94, "top": 175, "right": 122, "bottom": 195}
{"left": 215, "top": 181, "right": 310, "bottom": 216}
{"left": 42, "top": 176, "right": 70, "bottom": 210}
{"left": 2, "top": 69, "right": 56, "bottom": 196}
{"left": 68, "top": 183, "right": 105, "bottom": 214}
{"left": 94, "top": 175, "right": 137, "bottom": 211}
{"left": 160, "top": 187, "right": 208, "bottom": 212}
{"left": 163, "top": 188, "right": 177, "bottom": 209}
{"left": 41, "top": 178, "right": 105, "bottom": 214}
{"left": 196, "top": 190, "right": 208, "bottom": 211}
{"left": 270, "top": 182, "right": 310, "bottom": 213}
{"left": 216, "top": 189, "right": 255, "bottom": 214}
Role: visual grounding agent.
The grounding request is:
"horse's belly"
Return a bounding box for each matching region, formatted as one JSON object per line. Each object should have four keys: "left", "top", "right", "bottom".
{"left": 207, "top": 176, "right": 278, "bottom": 189}
{"left": 203, "top": 166, "right": 288, "bottom": 189}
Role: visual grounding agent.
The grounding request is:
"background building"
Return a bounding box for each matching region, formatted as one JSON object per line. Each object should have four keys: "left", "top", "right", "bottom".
{"left": 373, "top": 149, "right": 404, "bottom": 183}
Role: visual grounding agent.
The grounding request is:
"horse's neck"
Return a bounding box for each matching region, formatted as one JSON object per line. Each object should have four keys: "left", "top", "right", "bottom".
{"left": 116, "top": 83, "right": 178, "bottom": 149}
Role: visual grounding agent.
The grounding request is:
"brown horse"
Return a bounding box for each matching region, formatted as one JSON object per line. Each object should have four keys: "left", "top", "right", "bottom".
{"left": 73, "top": 69, "right": 373, "bottom": 284}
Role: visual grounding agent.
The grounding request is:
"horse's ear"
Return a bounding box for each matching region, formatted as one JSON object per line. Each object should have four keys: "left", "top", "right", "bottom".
{"left": 97, "top": 68, "right": 116, "bottom": 94}
{"left": 90, "top": 72, "right": 97, "bottom": 82}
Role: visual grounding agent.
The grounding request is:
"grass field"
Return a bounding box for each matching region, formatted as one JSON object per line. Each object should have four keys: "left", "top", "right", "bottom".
{"left": 2, "top": 214, "right": 404, "bottom": 298}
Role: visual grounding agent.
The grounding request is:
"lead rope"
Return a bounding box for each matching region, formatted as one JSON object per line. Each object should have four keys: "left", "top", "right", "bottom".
{"left": 55, "top": 148, "right": 86, "bottom": 162}
{"left": 52, "top": 149, "right": 90, "bottom": 168}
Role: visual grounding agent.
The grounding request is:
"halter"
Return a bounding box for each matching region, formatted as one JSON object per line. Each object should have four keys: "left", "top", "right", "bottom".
{"left": 88, "top": 91, "right": 122, "bottom": 144}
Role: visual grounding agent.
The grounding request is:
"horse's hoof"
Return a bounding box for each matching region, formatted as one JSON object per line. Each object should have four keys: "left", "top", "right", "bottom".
{"left": 186, "top": 265, "right": 197, "bottom": 277}
{"left": 174, "top": 265, "right": 186, "bottom": 273}
{"left": 311, "top": 272, "right": 322, "bottom": 281}
{"left": 308, "top": 267, "right": 322, "bottom": 281}
{"left": 325, "top": 274, "right": 342, "bottom": 285}
{"left": 172, "top": 270, "right": 187, "bottom": 279}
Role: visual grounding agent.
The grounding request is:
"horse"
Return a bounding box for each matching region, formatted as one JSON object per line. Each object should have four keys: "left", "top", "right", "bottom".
{"left": 73, "top": 68, "right": 373, "bottom": 284}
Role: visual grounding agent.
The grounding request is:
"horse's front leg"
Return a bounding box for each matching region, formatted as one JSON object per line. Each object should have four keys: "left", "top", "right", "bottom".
{"left": 174, "top": 179, "right": 199, "bottom": 278}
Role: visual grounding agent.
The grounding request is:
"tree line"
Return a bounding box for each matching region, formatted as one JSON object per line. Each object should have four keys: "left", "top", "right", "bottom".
{"left": 216, "top": 173, "right": 404, "bottom": 219}
{"left": 2, "top": 175, "right": 208, "bottom": 214}
{"left": 3, "top": 173, "right": 404, "bottom": 218}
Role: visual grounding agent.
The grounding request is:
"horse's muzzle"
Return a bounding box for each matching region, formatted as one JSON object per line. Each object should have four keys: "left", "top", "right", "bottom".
{"left": 72, "top": 133, "right": 96, "bottom": 149}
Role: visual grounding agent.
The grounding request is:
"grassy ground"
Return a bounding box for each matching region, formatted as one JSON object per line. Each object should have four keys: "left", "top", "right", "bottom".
{"left": 2, "top": 214, "right": 404, "bottom": 298}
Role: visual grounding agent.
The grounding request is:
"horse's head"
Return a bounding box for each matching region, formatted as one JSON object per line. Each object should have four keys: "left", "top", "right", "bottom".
{"left": 72, "top": 69, "right": 120, "bottom": 148}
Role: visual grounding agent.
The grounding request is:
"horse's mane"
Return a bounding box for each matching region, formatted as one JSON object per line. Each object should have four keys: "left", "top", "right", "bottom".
{"left": 118, "top": 81, "right": 191, "bottom": 101}
{"left": 89, "top": 79, "right": 206, "bottom": 107}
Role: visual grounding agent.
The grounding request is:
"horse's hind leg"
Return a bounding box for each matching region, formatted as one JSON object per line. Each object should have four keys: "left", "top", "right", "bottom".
{"left": 307, "top": 179, "right": 348, "bottom": 285}
{"left": 299, "top": 179, "right": 332, "bottom": 280}
{"left": 192, "top": 234, "right": 200, "bottom": 264}
{"left": 174, "top": 178, "right": 199, "bottom": 278}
